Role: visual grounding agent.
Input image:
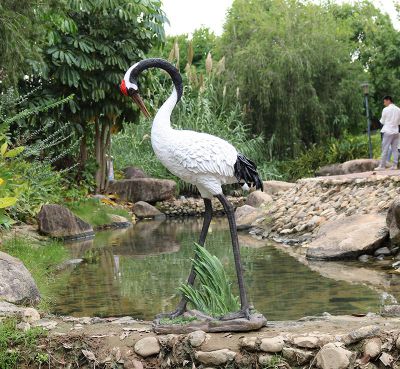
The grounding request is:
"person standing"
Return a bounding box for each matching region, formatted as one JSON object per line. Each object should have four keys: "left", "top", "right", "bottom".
{"left": 375, "top": 96, "right": 400, "bottom": 170}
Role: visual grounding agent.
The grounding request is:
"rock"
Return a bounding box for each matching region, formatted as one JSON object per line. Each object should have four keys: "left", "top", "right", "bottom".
{"left": 133, "top": 201, "right": 164, "bottom": 219}
{"left": 37, "top": 204, "right": 94, "bottom": 239}
{"left": 315, "top": 343, "right": 352, "bottom": 369}
{"left": 358, "top": 254, "right": 371, "bottom": 263}
{"left": 188, "top": 330, "right": 207, "bottom": 348}
{"left": 245, "top": 191, "right": 273, "bottom": 208}
{"left": 260, "top": 336, "right": 284, "bottom": 353}
{"left": 108, "top": 178, "right": 176, "bottom": 204}
{"left": 316, "top": 164, "right": 345, "bottom": 176}
{"left": 0, "top": 301, "right": 25, "bottom": 316}
{"left": 263, "top": 180, "right": 295, "bottom": 195}
{"left": 380, "top": 304, "right": 400, "bottom": 317}
{"left": 364, "top": 338, "right": 382, "bottom": 358}
{"left": 282, "top": 347, "right": 313, "bottom": 365}
{"left": 396, "top": 335, "right": 400, "bottom": 350}
{"left": 195, "top": 349, "right": 236, "bottom": 366}
{"left": 374, "top": 247, "right": 391, "bottom": 256}
{"left": 317, "top": 159, "right": 380, "bottom": 176}
{"left": 343, "top": 326, "right": 381, "bottom": 345}
{"left": 293, "top": 335, "right": 320, "bottom": 348}
{"left": 306, "top": 214, "right": 388, "bottom": 260}
{"left": 108, "top": 214, "right": 131, "bottom": 226}
{"left": 341, "top": 159, "right": 380, "bottom": 174}
{"left": 134, "top": 337, "right": 160, "bottom": 358}
{"left": 379, "top": 352, "right": 394, "bottom": 366}
{"left": 16, "top": 322, "right": 30, "bottom": 331}
{"left": 123, "top": 166, "right": 148, "bottom": 179}
{"left": 22, "top": 308, "right": 40, "bottom": 323}
{"left": 0, "top": 251, "right": 40, "bottom": 305}
{"left": 235, "top": 205, "right": 264, "bottom": 230}
{"left": 130, "top": 360, "right": 144, "bottom": 369}
{"left": 240, "top": 336, "right": 258, "bottom": 351}
{"left": 56, "top": 258, "right": 83, "bottom": 271}
{"left": 386, "top": 197, "right": 400, "bottom": 246}
{"left": 33, "top": 319, "right": 58, "bottom": 330}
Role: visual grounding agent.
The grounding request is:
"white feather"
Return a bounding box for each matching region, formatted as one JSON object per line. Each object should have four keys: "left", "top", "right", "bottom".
{"left": 150, "top": 88, "right": 238, "bottom": 198}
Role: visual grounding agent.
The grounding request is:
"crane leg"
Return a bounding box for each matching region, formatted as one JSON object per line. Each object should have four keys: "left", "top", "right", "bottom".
{"left": 216, "top": 194, "right": 251, "bottom": 320}
{"left": 156, "top": 198, "right": 213, "bottom": 319}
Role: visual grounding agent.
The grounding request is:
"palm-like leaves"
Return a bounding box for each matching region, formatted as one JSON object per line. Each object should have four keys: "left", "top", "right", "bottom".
{"left": 179, "top": 243, "right": 239, "bottom": 317}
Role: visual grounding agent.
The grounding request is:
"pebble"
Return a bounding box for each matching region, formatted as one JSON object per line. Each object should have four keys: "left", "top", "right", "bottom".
{"left": 292, "top": 335, "right": 320, "bottom": 348}
{"left": 260, "top": 336, "right": 285, "bottom": 353}
{"left": 282, "top": 347, "right": 313, "bottom": 365}
{"left": 22, "top": 308, "right": 40, "bottom": 323}
{"left": 396, "top": 334, "right": 400, "bottom": 350}
{"left": 134, "top": 337, "right": 160, "bottom": 358}
{"left": 239, "top": 336, "right": 258, "bottom": 351}
{"left": 195, "top": 349, "right": 236, "bottom": 366}
{"left": 188, "top": 330, "right": 207, "bottom": 347}
{"left": 363, "top": 338, "right": 382, "bottom": 358}
{"left": 315, "top": 343, "right": 353, "bottom": 369}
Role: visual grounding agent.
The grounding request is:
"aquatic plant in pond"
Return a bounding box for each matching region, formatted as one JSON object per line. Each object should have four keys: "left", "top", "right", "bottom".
{"left": 179, "top": 244, "right": 239, "bottom": 317}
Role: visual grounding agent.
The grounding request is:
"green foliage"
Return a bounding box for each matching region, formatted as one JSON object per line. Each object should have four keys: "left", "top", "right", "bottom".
{"left": 279, "top": 132, "right": 382, "bottom": 181}
{"left": 66, "top": 198, "right": 130, "bottom": 227}
{"left": 0, "top": 0, "right": 48, "bottom": 87}
{"left": 179, "top": 244, "right": 239, "bottom": 317}
{"left": 0, "top": 237, "right": 69, "bottom": 310}
{"left": 219, "top": 0, "right": 374, "bottom": 159}
{"left": 158, "top": 316, "right": 197, "bottom": 325}
{"left": 0, "top": 318, "right": 46, "bottom": 369}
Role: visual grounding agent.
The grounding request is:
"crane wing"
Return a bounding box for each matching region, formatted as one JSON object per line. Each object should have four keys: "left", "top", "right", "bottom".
{"left": 170, "top": 131, "right": 237, "bottom": 178}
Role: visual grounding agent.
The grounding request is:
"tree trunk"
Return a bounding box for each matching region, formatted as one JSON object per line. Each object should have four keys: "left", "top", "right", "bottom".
{"left": 95, "top": 119, "right": 112, "bottom": 193}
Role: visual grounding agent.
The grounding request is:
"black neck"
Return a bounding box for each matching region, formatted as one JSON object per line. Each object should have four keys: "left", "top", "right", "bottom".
{"left": 129, "top": 58, "right": 183, "bottom": 102}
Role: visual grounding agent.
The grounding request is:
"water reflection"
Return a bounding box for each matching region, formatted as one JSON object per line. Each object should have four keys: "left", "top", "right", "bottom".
{"left": 51, "top": 218, "right": 399, "bottom": 320}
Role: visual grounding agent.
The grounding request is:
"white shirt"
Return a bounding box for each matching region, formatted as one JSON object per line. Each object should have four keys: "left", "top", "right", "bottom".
{"left": 381, "top": 103, "right": 400, "bottom": 135}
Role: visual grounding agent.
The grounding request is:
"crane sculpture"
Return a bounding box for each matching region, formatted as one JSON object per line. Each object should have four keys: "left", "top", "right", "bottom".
{"left": 120, "top": 58, "right": 263, "bottom": 320}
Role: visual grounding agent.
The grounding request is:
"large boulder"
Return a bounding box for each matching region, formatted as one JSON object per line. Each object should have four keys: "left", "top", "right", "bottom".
{"left": 306, "top": 214, "right": 388, "bottom": 260}
{"left": 245, "top": 190, "right": 273, "bottom": 208}
{"left": 108, "top": 178, "right": 176, "bottom": 204}
{"left": 0, "top": 251, "right": 40, "bottom": 305}
{"left": 37, "top": 204, "right": 94, "bottom": 239}
{"left": 123, "top": 166, "right": 148, "bottom": 179}
{"left": 386, "top": 197, "right": 400, "bottom": 246}
{"left": 133, "top": 201, "right": 164, "bottom": 219}
{"left": 317, "top": 159, "right": 380, "bottom": 177}
{"left": 263, "top": 180, "right": 294, "bottom": 195}
{"left": 235, "top": 205, "right": 264, "bottom": 230}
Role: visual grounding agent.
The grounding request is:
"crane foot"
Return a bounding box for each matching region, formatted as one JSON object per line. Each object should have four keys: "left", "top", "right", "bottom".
{"left": 155, "top": 307, "right": 186, "bottom": 320}
{"left": 219, "top": 307, "right": 251, "bottom": 321}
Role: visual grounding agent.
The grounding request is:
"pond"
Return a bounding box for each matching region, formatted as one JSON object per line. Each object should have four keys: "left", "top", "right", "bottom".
{"left": 51, "top": 218, "right": 400, "bottom": 321}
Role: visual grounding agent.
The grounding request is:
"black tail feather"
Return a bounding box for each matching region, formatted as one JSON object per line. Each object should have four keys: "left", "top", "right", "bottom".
{"left": 234, "top": 153, "right": 264, "bottom": 191}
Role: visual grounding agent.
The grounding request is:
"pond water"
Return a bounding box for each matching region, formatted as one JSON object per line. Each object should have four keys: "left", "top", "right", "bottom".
{"left": 52, "top": 218, "right": 400, "bottom": 321}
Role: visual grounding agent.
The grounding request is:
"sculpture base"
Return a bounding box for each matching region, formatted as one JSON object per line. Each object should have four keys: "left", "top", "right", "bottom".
{"left": 153, "top": 309, "right": 267, "bottom": 334}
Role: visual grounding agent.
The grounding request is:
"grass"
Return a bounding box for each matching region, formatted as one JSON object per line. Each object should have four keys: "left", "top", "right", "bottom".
{"left": 158, "top": 316, "right": 198, "bottom": 325}
{"left": 179, "top": 243, "right": 239, "bottom": 317}
{"left": 66, "top": 198, "right": 130, "bottom": 227}
{"left": 0, "top": 318, "right": 47, "bottom": 369}
{"left": 0, "top": 237, "right": 69, "bottom": 311}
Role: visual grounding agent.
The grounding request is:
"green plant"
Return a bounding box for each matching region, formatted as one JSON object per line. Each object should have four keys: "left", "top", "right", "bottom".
{"left": 0, "top": 318, "right": 46, "bottom": 369}
{"left": 261, "top": 354, "right": 286, "bottom": 369}
{"left": 0, "top": 237, "right": 69, "bottom": 310}
{"left": 179, "top": 244, "right": 239, "bottom": 317}
{"left": 66, "top": 198, "right": 130, "bottom": 227}
{"left": 158, "top": 316, "right": 197, "bottom": 325}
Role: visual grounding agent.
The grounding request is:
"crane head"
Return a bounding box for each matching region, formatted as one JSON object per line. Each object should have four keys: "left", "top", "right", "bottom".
{"left": 120, "top": 78, "right": 150, "bottom": 118}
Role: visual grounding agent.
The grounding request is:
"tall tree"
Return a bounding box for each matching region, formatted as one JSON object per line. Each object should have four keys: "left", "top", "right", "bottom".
{"left": 0, "top": 0, "right": 48, "bottom": 86}
{"left": 35, "top": 0, "right": 167, "bottom": 191}
{"left": 219, "top": 0, "right": 368, "bottom": 159}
